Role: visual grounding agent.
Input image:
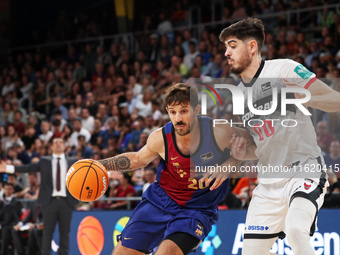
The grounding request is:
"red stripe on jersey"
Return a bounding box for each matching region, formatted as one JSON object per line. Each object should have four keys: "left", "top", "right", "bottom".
{"left": 158, "top": 132, "right": 195, "bottom": 206}
{"left": 304, "top": 76, "right": 317, "bottom": 89}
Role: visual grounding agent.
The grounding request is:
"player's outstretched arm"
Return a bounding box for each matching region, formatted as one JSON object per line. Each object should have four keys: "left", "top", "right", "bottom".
{"left": 284, "top": 78, "right": 340, "bottom": 112}
{"left": 98, "top": 129, "right": 163, "bottom": 172}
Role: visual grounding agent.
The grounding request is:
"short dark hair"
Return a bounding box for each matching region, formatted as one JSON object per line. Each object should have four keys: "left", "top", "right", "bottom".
{"left": 52, "top": 119, "right": 61, "bottom": 126}
{"left": 219, "top": 18, "right": 265, "bottom": 53}
{"left": 4, "top": 182, "right": 14, "bottom": 189}
{"left": 164, "top": 83, "right": 198, "bottom": 109}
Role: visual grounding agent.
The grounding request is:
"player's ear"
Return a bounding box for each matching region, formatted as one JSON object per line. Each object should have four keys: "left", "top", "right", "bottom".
{"left": 248, "top": 39, "right": 257, "bottom": 54}
{"left": 194, "top": 105, "right": 200, "bottom": 115}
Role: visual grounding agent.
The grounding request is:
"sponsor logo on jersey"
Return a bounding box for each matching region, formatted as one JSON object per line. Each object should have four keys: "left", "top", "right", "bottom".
{"left": 247, "top": 225, "right": 269, "bottom": 231}
{"left": 171, "top": 156, "right": 179, "bottom": 161}
{"left": 200, "top": 151, "right": 214, "bottom": 162}
{"left": 304, "top": 182, "right": 311, "bottom": 190}
{"left": 261, "top": 82, "right": 271, "bottom": 91}
{"left": 304, "top": 178, "right": 314, "bottom": 190}
{"left": 294, "top": 64, "right": 313, "bottom": 79}
{"left": 197, "top": 222, "right": 204, "bottom": 230}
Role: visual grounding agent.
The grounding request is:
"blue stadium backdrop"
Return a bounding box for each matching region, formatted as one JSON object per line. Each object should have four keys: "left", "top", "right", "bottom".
{"left": 51, "top": 209, "right": 340, "bottom": 255}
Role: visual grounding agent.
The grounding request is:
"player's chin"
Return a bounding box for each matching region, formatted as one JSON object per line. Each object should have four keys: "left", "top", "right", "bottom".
{"left": 175, "top": 128, "right": 190, "bottom": 136}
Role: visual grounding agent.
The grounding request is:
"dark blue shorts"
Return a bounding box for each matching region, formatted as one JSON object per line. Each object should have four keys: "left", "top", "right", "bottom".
{"left": 120, "top": 184, "right": 218, "bottom": 253}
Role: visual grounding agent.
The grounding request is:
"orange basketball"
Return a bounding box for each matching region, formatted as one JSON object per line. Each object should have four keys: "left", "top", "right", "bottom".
{"left": 77, "top": 216, "right": 104, "bottom": 255}
{"left": 66, "top": 159, "right": 109, "bottom": 202}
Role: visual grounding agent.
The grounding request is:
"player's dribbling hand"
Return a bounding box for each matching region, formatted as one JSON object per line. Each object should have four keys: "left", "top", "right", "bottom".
{"left": 230, "top": 134, "right": 247, "bottom": 160}
{"left": 201, "top": 171, "right": 228, "bottom": 191}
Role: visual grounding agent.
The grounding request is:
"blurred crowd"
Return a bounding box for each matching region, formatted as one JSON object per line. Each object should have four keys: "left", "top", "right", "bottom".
{"left": 0, "top": 0, "right": 340, "bottom": 217}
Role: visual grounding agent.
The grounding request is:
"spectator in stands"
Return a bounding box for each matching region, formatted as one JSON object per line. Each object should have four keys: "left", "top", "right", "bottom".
{"left": 85, "top": 91, "right": 98, "bottom": 116}
{"left": 51, "top": 96, "right": 68, "bottom": 120}
{"left": 202, "top": 53, "right": 224, "bottom": 78}
{"left": 73, "top": 94, "right": 83, "bottom": 115}
{"left": 2, "top": 125, "right": 24, "bottom": 152}
{"left": 98, "top": 118, "right": 120, "bottom": 149}
{"left": 39, "top": 121, "right": 53, "bottom": 145}
{"left": 82, "top": 44, "right": 96, "bottom": 75}
{"left": 316, "top": 121, "right": 335, "bottom": 154}
{"left": 50, "top": 119, "right": 63, "bottom": 141}
{"left": 90, "top": 118, "right": 103, "bottom": 146}
{"left": 67, "top": 108, "right": 77, "bottom": 127}
{"left": 128, "top": 76, "right": 142, "bottom": 97}
{"left": 157, "top": 12, "right": 173, "bottom": 36}
{"left": 22, "top": 124, "right": 39, "bottom": 150}
{"left": 2, "top": 75, "right": 15, "bottom": 97}
{"left": 52, "top": 110, "right": 67, "bottom": 132}
{"left": 7, "top": 174, "right": 24, "bottom": 198}
{"left": 27, "top": 113, "right": 41, "bottom": 135}
{"left": 33, "top": 80, "right": 51, "bottom": 113}
{"left": 81, "top": 107, "right": 94, "bottom": 133}
{"left": 134, "top": 90, "right": 152, "bottom": 117}
{"left": 118, "top": 104, "right": 131, "bottom": 127}
{"left": 183, "top": 41, "right": 199, "bottom": 69}
{"left": 70, "top": 117, "right": 91, "bottom": 148}
{"left": 305, "top": 42, "right": 320, "bottom": 68}
{"left": 10, "top": 110, "right": 26, "bottom": 137}
{"left": 170, "top": 2, "right": 188, "bottom": 27}
{"left": 2, "top": 101, "right": 12, "bottom": 126}
{"left": 93, "top": 77, "right": 106, "bottom": 102}
{"left": 168, "top": 55, "right": 189, "bottom": 77}
{"left": 122, "top": 90, "right": 137, "bottom": 115}
{"left": 142, "top": 115, "right": 158, "bottom": 135}
{"left": 182, "top": 29, "right": 198, "bottom": 55}
{"left": 142, "top": 167, "right": 156, "bottom": 193}
{"left": 117, "top": 123, "right": 132, "bottom": 152}
{"left": 147, "top": 34, "right": 160, "bottom": 64}
{"left": 62, "top": 124, "right": 73, "bottom": 153}
{"left": 23, "top": 172, "right": 40, "bottom": 200}
{"left": 27, "top": 138, "right": 43, "bottom": 159}
{"left": 0, "top": 183, "right": 22, "bottom": 255}
{"left": 324, "top": 141, "right": 340, "bottom": 175}
{"left": 76, "top": 135, "right": 94, "bottom": 159}
{"left": 136, "top": 132, "right": 148, "bottom": 151}
{"left": 96, "top": 103, "right": 108, "bottom": 124}
{"left": 12, "top": 201, "right": 43, "bottom": 255}
{"left": 231, "top": 0, "right": 247, "bottom": 19}
{"left": 7, "top": 98, "right": 27, "bottom": 124}
{"left": 151, "top": 100, "right": 163, "bottom": 126}
{"left": 129, "top": 117, "right": 144, "bottom": 146}
{"left": 109, "top": 172, "right": 136, "bottom": 210}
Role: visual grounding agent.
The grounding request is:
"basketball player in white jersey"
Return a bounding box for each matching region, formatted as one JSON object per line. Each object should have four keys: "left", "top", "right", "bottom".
{"left": 219, "top": 18, "right": 340, "bottom": 255}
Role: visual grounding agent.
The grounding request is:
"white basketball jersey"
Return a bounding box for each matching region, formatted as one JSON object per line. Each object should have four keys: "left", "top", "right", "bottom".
{"left": 238, "top": 59, "right": 323, "bottom": 184}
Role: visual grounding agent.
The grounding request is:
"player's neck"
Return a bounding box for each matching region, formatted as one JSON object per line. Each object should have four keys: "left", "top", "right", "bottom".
{"left": 240, "top": 58, "right": 262, "bottom": 82}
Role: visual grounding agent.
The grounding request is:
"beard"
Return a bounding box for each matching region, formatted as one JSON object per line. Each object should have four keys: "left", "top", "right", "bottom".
{"left": 174, "top": 127, "right": 190, "bottom": 136}
{"left": 229, "top": 51, "right": 251, "bottom": 75}
{"left": 174, "top": 117, "right": 195, "bottom": 136}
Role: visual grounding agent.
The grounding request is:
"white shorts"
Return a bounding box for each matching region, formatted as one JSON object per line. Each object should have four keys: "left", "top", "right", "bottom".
{"left": 244, "top": 158, "right": 329, "bottom": 240}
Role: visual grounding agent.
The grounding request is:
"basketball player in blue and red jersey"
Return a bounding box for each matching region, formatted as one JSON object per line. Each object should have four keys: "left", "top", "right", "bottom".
{"left": 99, "top": 83, "right": 255, "bottom": 255}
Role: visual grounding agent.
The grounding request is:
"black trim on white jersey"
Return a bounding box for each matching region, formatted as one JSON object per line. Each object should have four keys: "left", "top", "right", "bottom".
{"left": 242, "top": 60, "right": 265, "bottom": 87}
{"left": 244, "top": 231, "right": 286, "bottom": 240}
{"left": 242, "top": 92, "right": 296, "bottom": 121}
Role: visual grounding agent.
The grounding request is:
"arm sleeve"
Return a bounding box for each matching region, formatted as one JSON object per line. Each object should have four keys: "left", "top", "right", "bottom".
{"left": 13, "top": 161, "right": 41, "bottom": 173}
{"left": 281, "top": 60, "right": 317, "bottom": 89}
